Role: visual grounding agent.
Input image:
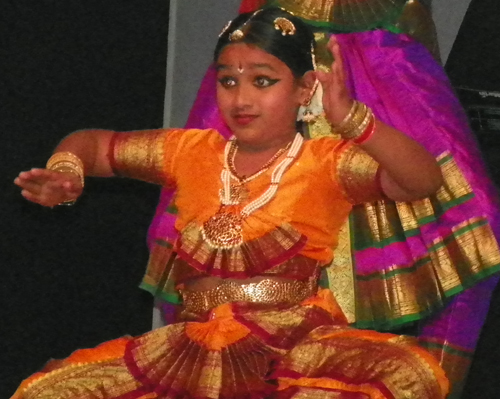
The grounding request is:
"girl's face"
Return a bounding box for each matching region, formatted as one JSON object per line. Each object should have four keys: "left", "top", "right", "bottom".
{"left": 216, "top": 43, "right": 311, "bottom": 150}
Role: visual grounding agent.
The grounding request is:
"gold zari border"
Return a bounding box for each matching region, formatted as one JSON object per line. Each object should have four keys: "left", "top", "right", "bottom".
{"left": 362, "top": 153, "right": 473, "bottom": 242}
{"left": 21, "top": 358, "right": 141, "bottom": 399}
{"left": 271, "top": 0, "right": 407, "bottom": 25}
{"left": 111, "top": 130, "right": 169, "bottom": 186}
{"left": 355, "top": 221, "right": 500, "bottom": 324}
{"left": 336, "top": 145, "right": 382, "bottom": 204}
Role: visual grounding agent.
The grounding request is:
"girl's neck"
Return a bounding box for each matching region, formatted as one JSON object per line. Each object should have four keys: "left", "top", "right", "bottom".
{"left": 235, "top": 132, "right": 297, "bottom": 155}
{"left": 231, "top": 133, "right": 298, "bottom": 178}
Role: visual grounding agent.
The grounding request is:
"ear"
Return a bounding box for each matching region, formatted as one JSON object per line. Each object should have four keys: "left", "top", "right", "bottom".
{"left": 298, "top": 71, "right": 317, "bottom": 104}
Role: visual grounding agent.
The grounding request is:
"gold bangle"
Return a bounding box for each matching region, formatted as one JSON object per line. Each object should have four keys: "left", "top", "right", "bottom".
{"left": 343, "top": 108, "right": 374, "bottom": 141}
{"left": 340, "top": 104, "right": 368, "bottom": 136}
{"left": 46, "top": 152, "right": 85, "bottom": 205}
{"left": 336, "top": 101, "right": 358, "bottom": 128}
{"left": 333, "top": 101, "right": 366, "bottom": 136}
{"left": 332, "top": 101, "right": 375, "bottom": 141}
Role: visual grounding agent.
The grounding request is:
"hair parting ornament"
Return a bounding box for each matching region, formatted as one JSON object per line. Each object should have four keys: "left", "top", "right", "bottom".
{"left": 229, "top": 9, "right": 263, "bottom": 42}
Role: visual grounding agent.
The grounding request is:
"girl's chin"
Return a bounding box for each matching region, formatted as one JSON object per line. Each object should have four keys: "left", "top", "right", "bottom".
{"left": 230, "top": 129, "right": 261, "bottom": 141}
{"left": 231, "top": 134, "right": 269, "bottom": 149}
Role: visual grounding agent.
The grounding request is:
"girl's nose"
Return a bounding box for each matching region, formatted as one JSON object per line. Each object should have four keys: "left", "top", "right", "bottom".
{"left": 233, "top": 85, "right": 252, "bottom": 109}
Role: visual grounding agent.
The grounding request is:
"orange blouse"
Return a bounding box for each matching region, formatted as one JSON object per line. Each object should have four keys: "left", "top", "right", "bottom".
{"left": 110, "top": 128, "right": 381, "bottom": 265}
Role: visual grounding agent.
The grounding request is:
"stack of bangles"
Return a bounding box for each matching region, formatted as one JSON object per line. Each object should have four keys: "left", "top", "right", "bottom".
{"left": 46, "top": 152, "right": 85, "bottom": 205}
{"left": 332, "top": 100, "right": 376, "bottom": 145}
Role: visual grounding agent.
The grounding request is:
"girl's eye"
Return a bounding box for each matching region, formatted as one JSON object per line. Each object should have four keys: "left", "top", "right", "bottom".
{"left": 218, "top": 76, "right": 237, "bottom": 88}
{"left": 254, "top": 76, "right": 279, "bottom": 88}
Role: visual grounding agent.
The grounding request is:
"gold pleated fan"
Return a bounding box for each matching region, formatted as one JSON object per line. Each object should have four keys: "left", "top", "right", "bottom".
{"left": 271, "top": 0, "right": 408, "bottom": 29}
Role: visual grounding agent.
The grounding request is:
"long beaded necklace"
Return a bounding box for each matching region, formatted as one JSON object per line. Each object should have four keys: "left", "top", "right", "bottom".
{"left": 201, "top": 133, "right": 304, "bottom": 249}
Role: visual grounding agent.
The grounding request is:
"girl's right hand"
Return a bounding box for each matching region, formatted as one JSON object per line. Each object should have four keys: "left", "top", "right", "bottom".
{"left": 14, "top": 168, "right": 83, "bottom": 207}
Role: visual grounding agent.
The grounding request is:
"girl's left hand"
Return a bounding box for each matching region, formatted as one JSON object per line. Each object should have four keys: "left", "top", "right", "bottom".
{"left": 315, "top": 36, "right": 353, "bottom": 126}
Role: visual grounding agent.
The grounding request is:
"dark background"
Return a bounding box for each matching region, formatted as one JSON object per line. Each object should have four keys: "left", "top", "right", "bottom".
{"left": 1, "top": 1, "right": 168, "bottom": 396}
{"left": 1, "top": 0, "right": 500, "bottom": 397}
{"left": 446, "top": 0, "right": 500, "bottom": 397}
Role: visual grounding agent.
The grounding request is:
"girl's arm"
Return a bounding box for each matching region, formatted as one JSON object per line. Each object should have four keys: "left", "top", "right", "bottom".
{"left": 317, "top": 37, "right": 443, "bottom": 202}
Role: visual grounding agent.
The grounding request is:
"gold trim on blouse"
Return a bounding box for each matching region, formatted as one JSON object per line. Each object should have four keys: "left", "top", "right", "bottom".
{"left": 336, "top": 145, "right": 382, "bottom": 204}
{"left": 110, "top": 129, "right": 171, "bottom": 186}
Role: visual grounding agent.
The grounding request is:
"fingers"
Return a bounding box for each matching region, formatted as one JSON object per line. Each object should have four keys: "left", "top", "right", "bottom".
{"left": 314, "top": 35, "right": 354, "bottom": 125}
{"left": 328, "top": 36, "right": 345, "bottom": 82}
{"left": 315, "top": 36, "right": 344, "bottom": 86}
{"left": 14, "top": 168, "right": 82, "bottom": 207}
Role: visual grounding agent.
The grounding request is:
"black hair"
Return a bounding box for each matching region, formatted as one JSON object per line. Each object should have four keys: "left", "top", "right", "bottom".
{"left": 214, "top": 7, "right": 315, "bottom": 79}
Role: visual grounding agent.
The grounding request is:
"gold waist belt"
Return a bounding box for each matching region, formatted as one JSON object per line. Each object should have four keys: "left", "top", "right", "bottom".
{"left": 181, "top": 278, "right": 318, "bottom": 314}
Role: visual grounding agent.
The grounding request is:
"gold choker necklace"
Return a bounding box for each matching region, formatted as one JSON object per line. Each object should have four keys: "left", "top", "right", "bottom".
{"left": 201, "top": 133, "right": 304, "bottom": 249}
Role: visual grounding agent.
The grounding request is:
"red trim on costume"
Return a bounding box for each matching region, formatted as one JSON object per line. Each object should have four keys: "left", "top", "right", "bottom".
{"left": 107, "top": 132, "right": 120, "bottom": 175}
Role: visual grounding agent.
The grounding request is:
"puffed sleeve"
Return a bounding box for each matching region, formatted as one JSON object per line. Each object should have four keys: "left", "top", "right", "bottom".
{"left": 335, "top": 143, "right": 384, "bottom": 204}
{"left": 107, "top": 128, "right": 189, "bottom": 188}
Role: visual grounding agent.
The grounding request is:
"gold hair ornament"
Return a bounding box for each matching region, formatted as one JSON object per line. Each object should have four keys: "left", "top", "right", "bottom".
{"left": 274, "top": 17, "right": 296, "bottom": 36}
{"left": 229, "top": 9, "right": 263, "bottom": 42}
{"left": 46, "top": 151, "right": 85, "bottom": 205}
{"left": 229, "top": 29, "right": 245, "bottom": 41}
{"left": 219, "top": 20, "right": 232, "bottom": 38}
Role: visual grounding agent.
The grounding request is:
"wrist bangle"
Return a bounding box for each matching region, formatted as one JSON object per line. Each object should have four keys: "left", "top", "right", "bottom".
{"left": 353, "top": 115, "right": 376, "bottom": 145}
{"left": 331, "top": 100, "right": 375, "bottom": 142}
{"left": 46, "top": 152, "right": 85, "bottom": 205}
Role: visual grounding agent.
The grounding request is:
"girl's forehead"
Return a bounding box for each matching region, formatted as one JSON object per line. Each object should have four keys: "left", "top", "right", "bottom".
{"left": 216, "top": 43, "right": 288, "bottom": 72}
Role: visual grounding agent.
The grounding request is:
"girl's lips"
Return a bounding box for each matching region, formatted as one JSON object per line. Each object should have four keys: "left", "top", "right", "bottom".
{"left": 233, "top": 115, "right": 257, "bottom": 125}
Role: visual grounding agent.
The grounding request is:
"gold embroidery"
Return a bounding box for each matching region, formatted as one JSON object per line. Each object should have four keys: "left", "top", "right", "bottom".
{"left": 280, "top": 387, "right": 349, "bottom": 398}
{"left": 181, "top": 277, "right": 318, "bottom": 314}
{"left": 272, "top": 0, "right": 407, "bottom": 26}
{"left": 129, "top": 320, "right": 279, "bottom": 398}
{"left": 421, "top": 339, "right": 473, "bottom": 397}
{"left": 179, "top": 222, "right": 305, "bottom": 275}
{"left": 355, "top": 220, "right": 500, "bottom": 326}
{"left": 279, "top": 326, "right": 448, "bottom": 399}
{"left": 363, "top": 200, "right": 394, "bottom": 242}
{"left": 111, "top": 130, "right": 169, "bottom": 186}
{"left": 436, "top": 153, "right": 472, "bottom": 203}
{"left": 356, "top": 153, "right": 474, "bottom": 242}
{"left": 395, "top": 197, "right": 435, "bottom": 231}
{"left": 23, "top": 358, "right": 140, "bottom": 399}
{"left": 452, "top": 217, "right": 500, "bottom": 274}
{"left": 324, "top": 219, "right": 356, "bottom": 323}
{"left": 336, "top": 145, "right": 382, "bottom": 204}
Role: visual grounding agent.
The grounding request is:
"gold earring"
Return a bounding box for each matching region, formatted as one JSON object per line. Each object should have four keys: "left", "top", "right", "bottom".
{"left": 298, "top": 79, "right": 321, "bottom": 124}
